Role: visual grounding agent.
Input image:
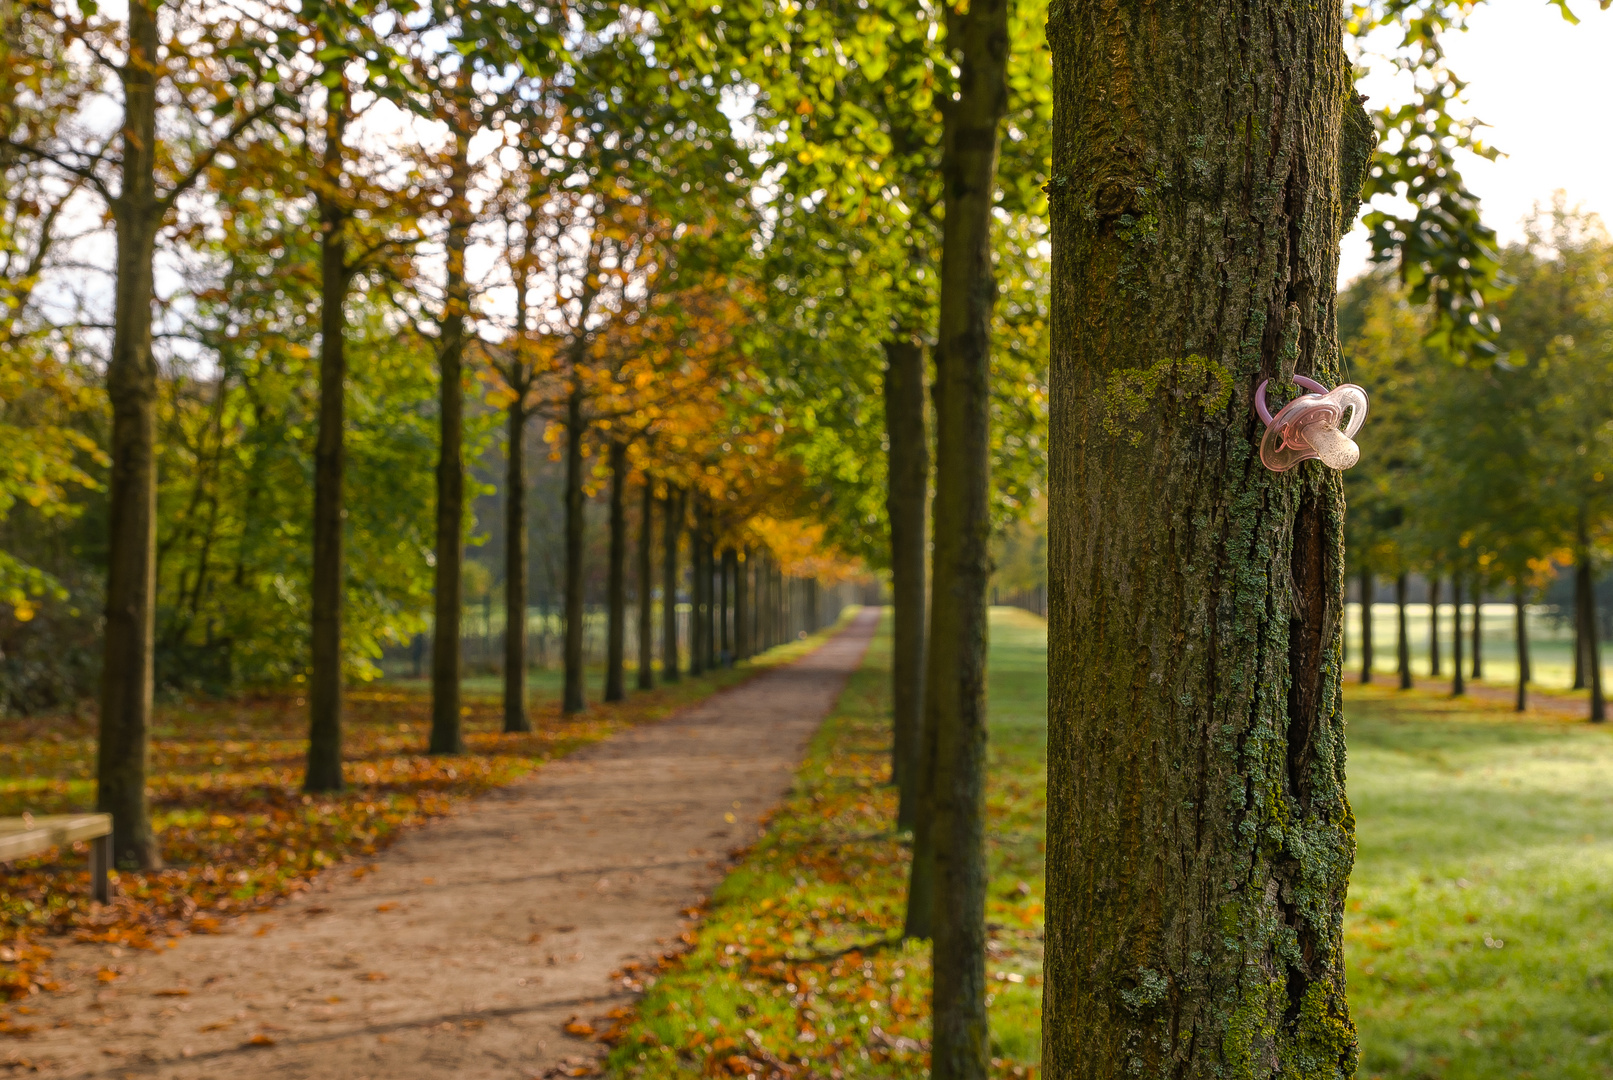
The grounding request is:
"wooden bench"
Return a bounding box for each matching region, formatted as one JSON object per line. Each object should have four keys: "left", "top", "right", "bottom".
{"left": 0, "top": 814, "right": 113, "bottom": 902}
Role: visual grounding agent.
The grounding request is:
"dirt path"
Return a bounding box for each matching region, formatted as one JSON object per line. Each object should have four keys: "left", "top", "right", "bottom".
{"left": 14, "top": 610, "right": 879, "bottom": 1080}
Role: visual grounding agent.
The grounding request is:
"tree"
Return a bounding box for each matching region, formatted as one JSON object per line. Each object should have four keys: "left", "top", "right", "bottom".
{"left": 5, "top": 0, "right": 296, "bottom": 867}
{"left": 1043, "top": 1, "right": 1371, "bottom": 1073}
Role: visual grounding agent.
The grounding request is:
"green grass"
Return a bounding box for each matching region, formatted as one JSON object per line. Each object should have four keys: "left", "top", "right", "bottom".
{"left": 1346, "top": 601, "right": 1607, "bottom": 692}
{"left": 1345, "top": 684, "right": 1613, "bottom": 1079}
{"left": 606, "top": 608, "right": 1613, "bottom": 1079}
{"left": 607, "top": 607, "right": 1047, "bottom": 1079}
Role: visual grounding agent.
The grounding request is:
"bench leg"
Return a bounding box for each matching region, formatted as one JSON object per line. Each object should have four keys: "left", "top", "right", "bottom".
{"left": 90, "top": 834, "right": 111, "bottom": 904}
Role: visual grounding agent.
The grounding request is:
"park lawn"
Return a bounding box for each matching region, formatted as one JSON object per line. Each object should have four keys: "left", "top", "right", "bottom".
{"left": 606, "top": 607, "right": 1047, "bottom": 1080}
{"left": 609, "top": 609, "right": 1613, "bottom": 1080}
{"left": 1345, "top": 684, "right": 1613, "bottom": 1079}
{"left": 0, "top": 633, "right": 831, "bottom": 1006}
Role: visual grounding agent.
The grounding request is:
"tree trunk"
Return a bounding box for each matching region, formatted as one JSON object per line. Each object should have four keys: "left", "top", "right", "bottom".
{"left": 887, "top": 335, "right": 929, "bottom": 825}
{"left": 903, "top": 2, "right": 1009, "bottom": 1076}
{"left": 97, "top": 0, "right": 163, "bottom": 869}
{"left": 1359, "top": 567, "right": 1373, "bottom": 684}
{"left": 428, "top": 122, "right": 471, "bottom": 757}
{"left": 661, "top": 489, "right": 681, "bottom": 682}
{"left": 1428, "top": 574, "right": 1442, "bottom": 676}
{"left": 689, "top": 500, "right": 706, "bottom": 677}
{"left": 502, "top": 396, "right": 531, "bottom": 732}
{"left": 1515, "top": 585, "right": 1529, "bottom": 713}
{"left": 562, "top": 384, "right": 587, "bottom": 714}
{"left": 1581, "top": 512, "right": 1606, "bottom": 723}
{"left": 306, "top": 95, "right": 351, "bottom": 790}
{"left": 605, "top": 440, "right": 628, "bottom": 702}
{"left": 1452, "top": 575, "right": 1466, "bottom": 696}
{"left": 721, "top": 548, "right": 735, "bottom": 664}
{"left": 1471, "top": 583, "right": 1483, "bottom": 680}
{"left": 1044, "top": 0, "right": 1366, "bottom": 1073}
{"left": 1575, "top": 555, "right": 1591, "bottom": 691}
{"left": 637, "top": 479, "right": 655, "bottom": 690}
{"left": 704, "top": 527, "right": 717, "bottom": 670}
{"left": 1396, "top": 572, "right": 1412, "bottom": 691}
{"left": 735, "top": 548, "right": 751, "bottom": 661}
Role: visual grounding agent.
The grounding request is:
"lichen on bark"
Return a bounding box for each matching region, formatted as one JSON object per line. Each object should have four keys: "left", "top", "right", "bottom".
{"left": 1043, "top": 0, "right": 1371, "bottom": 1076}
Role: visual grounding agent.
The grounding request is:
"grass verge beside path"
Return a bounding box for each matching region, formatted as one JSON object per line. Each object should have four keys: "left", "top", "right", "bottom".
{"left": 608, "top": 607, "right": 1048, "bottom": 1080}
{"left": 0, "top": 624, "right": 840, "bottom": 1010}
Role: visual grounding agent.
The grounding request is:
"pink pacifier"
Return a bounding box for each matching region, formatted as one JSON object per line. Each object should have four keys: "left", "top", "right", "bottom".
{"left": 1254, "top": 375, "right": 1369, "bottom": 472}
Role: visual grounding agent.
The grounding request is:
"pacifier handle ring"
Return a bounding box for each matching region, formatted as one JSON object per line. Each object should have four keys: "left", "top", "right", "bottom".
{"left": 1254, "top": 374, "right": 1331, "bottom": 426}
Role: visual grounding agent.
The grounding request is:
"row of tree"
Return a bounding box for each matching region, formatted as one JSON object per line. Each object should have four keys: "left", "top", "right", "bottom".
{"left": 1343, "top": 199, "right": 1613, "bottom": 718}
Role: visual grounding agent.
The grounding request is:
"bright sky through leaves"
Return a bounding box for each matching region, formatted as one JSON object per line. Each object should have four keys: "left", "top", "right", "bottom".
{"left": 1341, "top": 2, "right": 1613, "bottom": 284}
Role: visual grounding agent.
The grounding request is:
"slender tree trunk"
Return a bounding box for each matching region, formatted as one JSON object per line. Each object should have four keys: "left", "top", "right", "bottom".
{"left": 735, "top": 548, "right": 751, "bottom": 661}
{"left": 605, "top": 440, "right": 628, "bottom": 702}
{"left": 1396, "top": 572, "right": 1412, "bottom": 691}
{"left": 1428, "top": 574, "right": 1442, "bottom": 676}
{"left": 97, "top": 0, "right": 162, "bottom": 869}
{"left": 1515, "top": 585, "right": 1529, "bottom": 712}
{"left": 428, "top": 122, "right": 471, "bottom": 757}
{"left": 1044, "top": 0, "right": 1367, "bottom": 1072}
{"left": 661, "top": 489, "right": 681, "bottom": 682}
{"left": 1359, "top": 567, "right": 1373, "bottom": 684}
{"left": 562, "top": 384, "right": 587, "bottom": 714}
{"left": 903, "top": 3, "right": 1008, "bottom": 1076}
{"left": 704, "top": 529, "right": 717, "bottom": 670}
{"left": 502, "top": 395, "right": 531, "bottom": 732}
{"left": 885, "top": 340, "right": 928, "bottom": 822}
{"left": 1575, "top": 555, "right": 1591, "bottom": 691}
{"left": 306, "top": 96, "right": 351, "bottom": 791}
{"left": 721, "top": 548, "right": 734, "bottom": 664}
{"left": 637, "top": 480, "right": 655, "bottom": 690}
{"left": 1452, "top": 575, "right": 1466, "bottom": 696}
{"left": 1581, "top": 512, "right": 1606, "bottom": 723}
{"left": 1471, "top": 583, "right": 1483, "bottom": 680}
{"left": 689, "top": 500, "right": 706, "bottom": 677}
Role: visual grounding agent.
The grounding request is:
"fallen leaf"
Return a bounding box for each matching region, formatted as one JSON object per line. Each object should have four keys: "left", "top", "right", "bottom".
{"left": 374, "top": 903, "right": 398, "bottom": 913}
{"left": 153, "top": 988, "right": 190, "bottom": 997}
{"left": 360, "top": 972, "right": 388, "bottom": 982}
{"left": 564, "top": 1018, "right": 595, "bottom": 1037}
{"left": 94, "top": 970, "right": 118, "bottom": 984}
{"left": 244, "top": 1033, "right": 276, "bottom": 1047}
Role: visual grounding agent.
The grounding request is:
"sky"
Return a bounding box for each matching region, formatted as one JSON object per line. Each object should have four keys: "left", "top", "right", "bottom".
{"left": 1339, "top": 1, "right": 1613, "bottom": 283}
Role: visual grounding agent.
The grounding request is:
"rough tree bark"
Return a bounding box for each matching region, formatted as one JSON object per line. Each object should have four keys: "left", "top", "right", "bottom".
{"left": 428, "top": 117, "right": 471, "bottom": 757}
{"left": 1428, "top": 574, "right": 1442, "bottom": 676}
{"left": 885, "top": 337, "right": 929, "bottom": 828}
{"left": 306, "top": 93, "right": 351, "bottom": 791}
{"left": 1044, "top": 0, "right": 1371, "bottom": 1073}
{"left": 637, "top": 480, "right": 655, "bottom": 690}
{"left": 661, "top": 489, "right": 682, "bottom": 682}
{"left": 902, "top": 0, "right": 1010, "bottom": 1075}
{"left": 605, "top": 440, "right": 628, "bottom": 702}
{"left": 98, "top": 0, "right": 163, "bottom": 868}
{"left": 1396, "top": 572, "right": 1412, "bottom": 691}
{"left": 562, "top": 384, "right": 587, "bottom": 714}
{"left": 1360, "top": 567, "right": 1373, "bottom": 684}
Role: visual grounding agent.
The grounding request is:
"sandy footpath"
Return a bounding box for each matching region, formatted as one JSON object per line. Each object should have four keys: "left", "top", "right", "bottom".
{"left": 14, "top": 609, "right": 879, "bottom": 1079}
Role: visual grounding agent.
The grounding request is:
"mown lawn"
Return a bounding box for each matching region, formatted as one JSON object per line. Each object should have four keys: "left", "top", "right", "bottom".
{"left": 609, "top": 609, "right": 1613, "bottom": 1079}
